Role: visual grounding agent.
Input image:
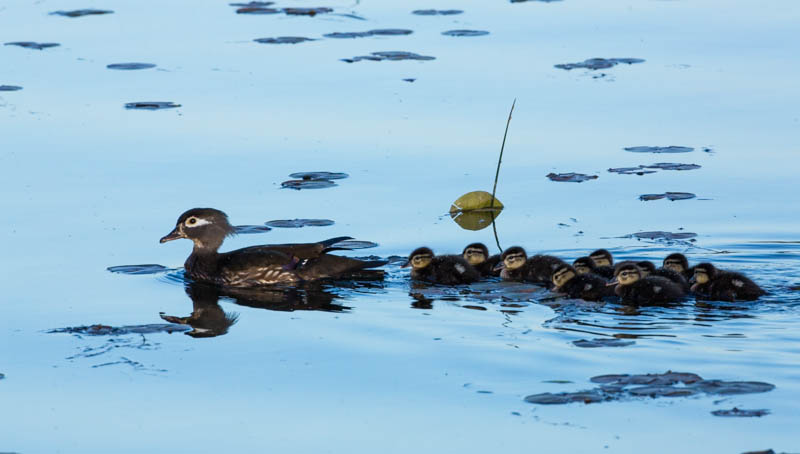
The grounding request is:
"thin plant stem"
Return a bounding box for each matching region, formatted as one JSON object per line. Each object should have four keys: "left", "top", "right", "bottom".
{"left": 490, "top": 99, "right": 516, "bottom": 253}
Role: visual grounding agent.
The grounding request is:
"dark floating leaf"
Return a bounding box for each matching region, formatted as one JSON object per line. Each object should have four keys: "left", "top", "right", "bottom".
{"left": 4, "top": 41, "right": 60, "bottom": 50}
{"left": 624, "top": 145, "right": 694, "bottom": 153}
{"left": 230, "top": 1, "right": 274, "bottom": 5}
{"left": 546, "top": 172, "right": 598, "bottom": 183}
{"left": 442, "top": 29, "right": 490, "bottom": 37}
{"left": 265, "top": 219, "right": 335, "bottom": 228}
{"left": 647, "top": 162, "right": 701, "bottom": 171}
{"left": 289, "top": 171, "right": 349, "bottom": 180}
{"left": 462, "top": 305, "right": 487, "bottom": 311}
{"left": 107, "top": 62, "right": 157, "bottom": 70}
{"left": 712, "top": 408, "right": 770, "bottom": 417}
{"left": 639, "top": 192, "right": 696, "bottom": 201}
{"left": 342, "top": 51, "right": 435, "bottom": 63}
{"left": 0, "top": 372, "right": 4, "bottom": 380}
{"left": 590, "top": 372, "right": 703, "bottom": 385}
{"left": 608, "top": 166, "right": 657, "bottom": 175}
{"left": 48, "top": 323, "right": 190, "bottom": 336}
{"left": 525, "top": 390, "right": 607, "bottom": 405}
{"left": 691, "top": 380, "right": 775, "bottom": 395}
{"left": 412, "top": 9, "right": 463, "bottom": 15}
{"left": 0, "top": 85, "right": 23, "bottom": 91}
{"left": 623, "top": 231, "right": 698, "bottom": 241}
{"left": 555, "top": 57, "right": 644, "bottom": 71}
{"left": 107, "top": 264, "right": 171, "bottom": 275}
{"left": 283, "top": 7, "right": 333, "bottom": 16}
{"left": 50, "top": 9, "right": 113, "bottom": 17}
{"left": 234, "top": 225, "right": 272, "bottom": 234}
{"left": 325, "top": 31, "right": 372, "bottom": 38}
{"left": 254, "top": 36, "right": 315, "bottom": 44}
{"left": 369, "top": 29, "right": 414, "bottom": 36}
{"left": 237, "top": 6, "right": 279, "bottom": 14}
{"left": 573, "top": 338, "right": 635, "bottom": 348}
{"left": 742, "top": 450, "right": 777, "bottom": 454}
{"left": 511, "top": 0, "right": 562, "bottom": 2}
{"left": 124, "top": 101, "right": 181, "bottom": 110}
{"left": 331, "top": 239, "right": 378, "bottom": 250}
{"left": 281, "top": 179, "right": 337, "bottom": 190}
{"left": 403, "top": 78, "right": 416, "bottom": 82}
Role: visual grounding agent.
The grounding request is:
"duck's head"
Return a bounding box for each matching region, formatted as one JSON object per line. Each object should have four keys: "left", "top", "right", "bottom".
{"left": 691, "top": 262, "right": 717, "bottom": 284}
{"left": 663, "top": 253, "right": 689, "bottom": 274}
{"left": 160, "top": 208, "right": 235, "bottom": 251}
{"left": 590, "top": 249, "right": 613, "bottom": 267}
{"left": 636, "top": 261, "right": 657, "bottom": 277}
{"left": 500, "top": 246, "right": 527, "bottom": 271}
{"left": 552, "top": 264, "right": 577, "bottom": 288}
{"left": 572, "top": 256, "right": 595, "bottom": 275}
{"left": 463, "top": 243, "right": 489, "bottom": 266}
{"left": 610, "top": 263, "right": 641, "bottom": 287}
{"left": 404, "top": 247, "right": 434, "bottom": 270}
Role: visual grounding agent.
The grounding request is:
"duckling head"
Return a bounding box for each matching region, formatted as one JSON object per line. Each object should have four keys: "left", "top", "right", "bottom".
{"left": 691, "top": 262, "right": 717, "bottom": 284}
{"left": 611, "top": 263, "right": 642, "bottom": 286}
{"left": 663, "top": 253, "right": 689, "bottom": 274}
{"left": 552, "top": 264, "right": 577, "bottom": 288}
{"left": 572, "top": 256, "right": 595, "bottom": 275}
{"left": 636, "top": 261, "right": 657, "bottom": 277}
{"left": 463, "top": 243, "right": 489, "bottom": 266}
{"left": 160, "top": 208, "right": 236, "bottom": 251}
{"left": 590, "top": 249, "right": 613, "bottom": 267}
{"left": 405, "top": 247, "right": 434, "bottom": 270}
{"left": 501, "top": 246, "right": 527, "bottom": 270}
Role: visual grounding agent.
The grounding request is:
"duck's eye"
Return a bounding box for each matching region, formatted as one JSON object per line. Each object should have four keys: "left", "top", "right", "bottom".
{"left": 187, "top": 217, "right": 198, "bottom": 226}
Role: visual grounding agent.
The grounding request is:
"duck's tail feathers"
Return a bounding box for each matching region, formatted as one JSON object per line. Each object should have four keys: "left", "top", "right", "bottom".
{"left": 320, "top": 236, "right": 354, "bottom": 248}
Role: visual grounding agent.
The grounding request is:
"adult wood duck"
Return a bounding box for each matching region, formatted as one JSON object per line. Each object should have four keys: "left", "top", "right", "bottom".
{"left": 462, "top": 242, "right": 501, "bottom": 277}
{"left": 160, "top": 208, "right": 386, "bottom": 287}
{"left": 690, "top": 262, "right": 765, "bottom": 301}
{"left": 403, "top": 246, "right": 480, "bottom": 285}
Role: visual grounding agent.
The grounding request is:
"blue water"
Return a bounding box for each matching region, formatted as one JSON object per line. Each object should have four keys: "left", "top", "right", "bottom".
{"left": 2, "top": 0, "right": 800, "bottom": 452}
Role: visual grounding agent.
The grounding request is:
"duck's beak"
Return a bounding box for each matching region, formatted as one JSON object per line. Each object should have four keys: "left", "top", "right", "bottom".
{"left": 688, "top": 276, "right": 696, "bottom": 284}
{"left": 493, "top": 262, "right": 505, "bottom": 272}
{"left": 160, "top": 227, "right": 183, "bottom": 243}
{"left": 400, "top": 260, "right": 411, "bottom": 268}
{"left": 606, "top": 279, "right": 619, "bottom": 287}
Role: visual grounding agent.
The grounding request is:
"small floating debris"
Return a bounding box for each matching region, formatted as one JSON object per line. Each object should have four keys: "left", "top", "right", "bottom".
{"left": 230, "top": 1, "right": 274, "bottom": 5}
{"left": 573, "top": 338, "right": 635, "bottom": 348}
{"left": 639, "top": 192, "right": 696, "bottom": 201}
{"left": 283, "top": 7, "right": 333, "bottom": 16}
{"left": 49, "top": 323, "right": 190, "bottom": 336}
{"left": 4, "top": 41, "right": 60, "bottom": 50}
{"left": 462, "top": 305, "right": 487, "bottom": 311}
{"left": 265, "top": 219, "right": 334, "bottom": 228}
{"left": 234, "top": 225, "right": 272, "bottom": 234}
{"left": 555, "top": 57, "right": 644, "bottom": 71}
{"left": 403, "top": 78, "right": 416, "bottom": 82}
{"left": 511, "top": 0, "right": 562, "bottom": 2}
{"left": 231, "top": 2, "right": 278, "bottom": 14}
{"left": 254, "top": 36, "right": 315, "bottom": 44}
{"left": 124, "top": 101, "right": 181, "bottom": 110}
{"left": 608, "top": 166, "right": 657, "bottom": 175}
{"left": 546, "top": 172, "right": 598, "bottom": 183}
{"left": 0, "top": 85, "right": 23, "bottom": 91}
{"left": 330, "top": 239, "right": 378, "bottom": 250}
{"left": 325, "top": 29, "right": 412, "bottom": 38}
{"left": 107, "top": 264, "right": 171, "bottom": 275}
{"left": 0, "top": 373, "right": 5, "bottom": 380}
{"left": 342, "top": 51, "right": 435, "bottom": 63}
{"left": 412, "top": 9, "right": 463, "bottom": 15}
{"left": 107, "top": 62, "right": 157, "bottom": 70}
{"left": 623, "top": 231, "right": 698, "bottom": 241}
{"left": 609, "top": 163, "right": 700, "bottom": 175}
{"left": 712, "top": 408, "right": 770, "bottom": 417}
{"left": 442, "top": 30, "right": 489, "bottom": 37}
{"left": 50, "top": 9, "right": 113, "bottom": 17}
{"left": 625, "top": 145, "right": 694, "bottom": 154}
{"left": 647, "top": 162, "right": 701, "bottom": 171}
{"left": 324, "top": 31, "right": 371, "bottom": 38}
{"left": 289, "top": 171, "right": 348, "bottom": 180}
{"left": 281, "top": 179, "right": 337, "bottom": 189}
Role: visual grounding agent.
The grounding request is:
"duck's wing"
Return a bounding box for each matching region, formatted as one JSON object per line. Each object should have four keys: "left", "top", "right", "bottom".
{"left": 296, "top": 254, "right": 387, "bottom": 281}
{"left": 232, "top": 236, "right": 353, "bottom": 259}
{"left": 217, "top": 248, "right": 301, "bottom": 285}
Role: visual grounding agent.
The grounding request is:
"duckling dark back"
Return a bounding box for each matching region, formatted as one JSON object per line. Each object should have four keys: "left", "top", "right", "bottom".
{"left": 552, "top": 264, "right": 612, "bottom": 302}
{"left": 636, "top": 260, "right": 690, "bottom": 292}
{"left": 691, "top": 262, "right": 765, "bottom": 302}
{"left": 526, "top": 254, "right": 568, "bottom": 288}
{"left": 614, "top": 263, "right": 685, "bottom": 306}
{"left": 407, "top": 247, "right": 479, "bottom": 285}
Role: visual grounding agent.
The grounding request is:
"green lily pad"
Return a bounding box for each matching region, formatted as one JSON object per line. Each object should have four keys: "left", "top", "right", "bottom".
{"left": 450, "top": 190, "right": 503, "bottom": 213}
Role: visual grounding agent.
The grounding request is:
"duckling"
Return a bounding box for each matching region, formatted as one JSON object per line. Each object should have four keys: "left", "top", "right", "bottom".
{"left": 497, "top": 247, "right": 566, "bottom": 287}
{"left": 589, "top": 249, "right": 615, "bottom": 279}
{"left": 462, "top": 242, "right": 501, "bottom": 277}
{"left": 636, "top": 260, "right": 690, "bottom": 292}
{"left": 690, "top": 262, "right": 765, "bottom": 301}
{"left": 572, "top": 256, "right": 596, "bottom": 276}
{"left": 160, "top": 208, "right": 386, "bottom": 287}
{"left": 404, "top": 247, "right": 480, "bottom": 285}
{"left": 611, "top": 263, "right": 686, "bottom": 305}
{"left": 552, "top": 264, "right": 613, "bottom": 301}
{"left": 497, "top": 246, "right": 529, "bottom": 281}
{"left": 663, "top": 253, "right": 693, "bottom": 280}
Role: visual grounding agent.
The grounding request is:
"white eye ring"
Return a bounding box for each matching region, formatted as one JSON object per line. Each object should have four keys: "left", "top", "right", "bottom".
{"left": 185, "top": 217, "right": 211, "bottom": 228}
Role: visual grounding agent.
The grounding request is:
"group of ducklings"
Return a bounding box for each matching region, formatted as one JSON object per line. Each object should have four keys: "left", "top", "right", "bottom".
{"left": 404, "top": 244, "right": 765, "bottom": 304}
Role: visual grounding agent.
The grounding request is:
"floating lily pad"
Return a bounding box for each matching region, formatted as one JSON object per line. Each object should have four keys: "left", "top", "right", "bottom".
{"left": 325, "top": 31, "right": 372, "bottom": 38}
{"left": 691, "top": 380, "right": 775, "bottom": 395}
{"left": 342, "top": 51, "right": 435, "bottom": 63}
{"left": 712, "top": 408, "right": 770, "bottom": 417}
{"left": 647, "top": 162, "right": 701, "bottom": 171}
{"left": 107, "top": 63, "right": 157, "bottom": 70}
{"left": 462, "top": 305, "right": 487, "bottom": 311}
{"left": 283, "top": 7, "right": 333, "bottom": 16}
{"left": 524, "top": 391, "right": 607, "bottom": 405}
{"left": 627, "top": 386, "right": 699, "bottom": 397}
{"left": 450, "top": 191, "right": 504, "bottom": 212}
{"left": 639, "top": 192, "right": 696, "bottom": 201}
{"left": 442, "top": 30, "right": 489, "bottom": 37}
{"left": 547, "top": 172, "right": 598, "bottom": 183}
{"left": 237, "top": 6, "right": 279, "bottom": 13}
{"left": 0, "top": 373, "right": 5, "bottom": 380}
{"left": 0, "top": 85, "right": 23, "bottom": 91}
{"left": 624, "top": 231, "right": 698, "bottom": 240}
{"left": 50, "top": 9, "right": 113, "bottom": 17}
{"left": 555, "top": 58, "right": 644, "bottom": 71}
{"left": 573, "top": 338, "right": 635, "bottom": 348}
{"left": 230, "top": 1, "right": 274, "bottom": 5}
{"left": 591, "top": 372, "right": 703, "bottom": 385}
{"left": 265, "top": 219, "right": 334, "bottom": 228}
{"left": 512, "top": 0, "right": 562, "bottom": 2}
{"left": 48, "top": 323, "right": 190, "bottom": 336}
{"left": 403, "top": 78, "right": 416, "bottom": 82}
{"left": 107, "top": 264, "right": 172, "bottom": 275}
{"left": 234, "top": 225, "right": 272, "bottom": 234}
{"left": 625, "top": 146, "right": 694, "bottom": 153}
{"left": 608, "top": 166, "right": 657, "bottom": 175}
{"left": 4, "top": 41, "right": 60, "bottom": 50}
{"left": 255, "top": 37, "right": 315, "bottom": 44}
{"left": 124, "top": 101, "right": 181, "bottom": 110}
{"left": 289, "top": 171, "right": 349, "bottom": 180}
{"left": 412, "top": 9, "right": 463, "bottom": 15}
{"left": 369, "top": 29, "right": 413, "bottom": 36}
{"left": 281, "top": 179, "right": 337, "bottom": 190}
{"left": 450, "top": 209, "right": 502, "bottom": 231}
{"left": 331, "top": 239, "right": 379, "bottom": 249}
